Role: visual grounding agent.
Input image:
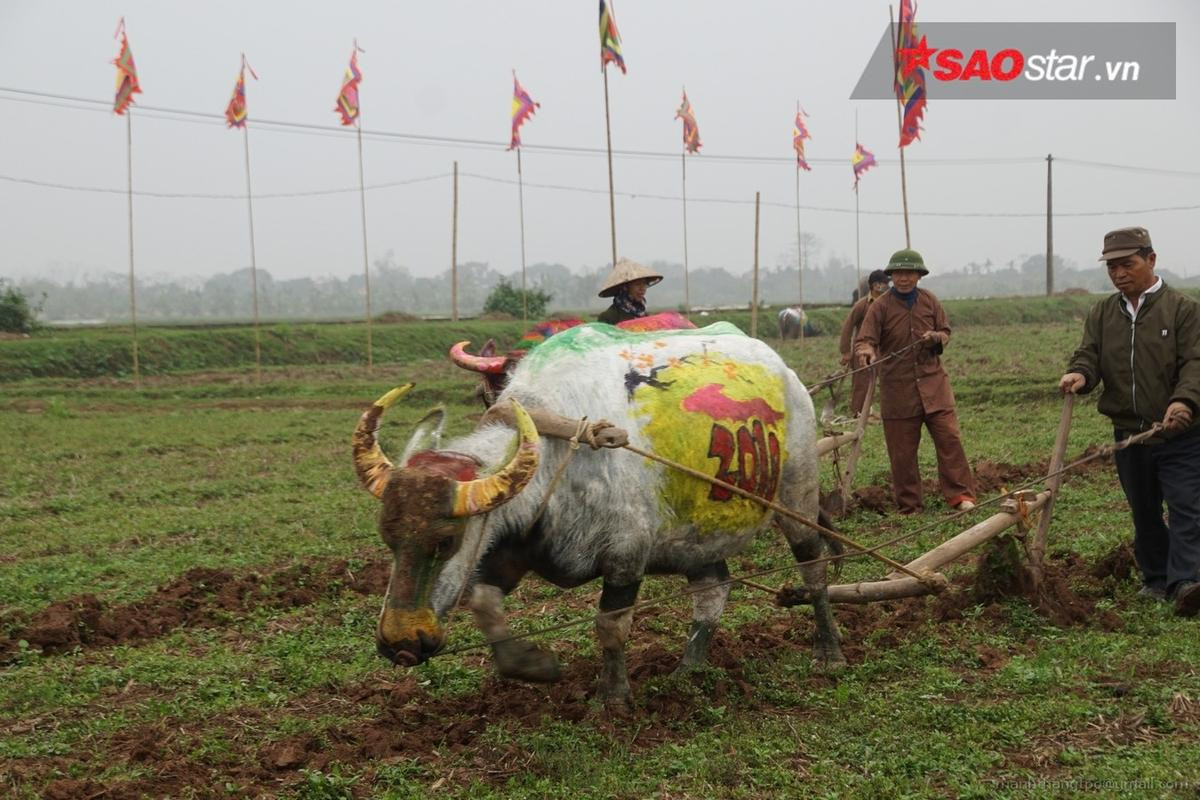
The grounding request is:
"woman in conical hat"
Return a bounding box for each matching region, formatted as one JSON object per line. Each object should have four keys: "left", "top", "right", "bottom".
{"left": 596, "top": 258, "right": 663, "bottom": 325}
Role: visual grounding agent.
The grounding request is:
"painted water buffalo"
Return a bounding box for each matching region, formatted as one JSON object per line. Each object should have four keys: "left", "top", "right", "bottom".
{"left": 452, "top": 311, "right": 696, "bottom": 407}
{"left": 353, "top": 321, "right": 844, "bottom": 706}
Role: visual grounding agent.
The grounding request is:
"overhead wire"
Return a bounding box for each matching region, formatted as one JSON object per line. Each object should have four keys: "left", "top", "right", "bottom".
{"left": 3, "top": 167, "right": 1197, "bottom": 219}
{"left": 1, "top": 85, "right": 1171, "bottom": 169}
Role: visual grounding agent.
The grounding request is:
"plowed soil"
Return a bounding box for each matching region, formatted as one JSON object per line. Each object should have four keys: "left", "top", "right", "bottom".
{"left": 1, "top": 537, "right": 1138, "bottom": 798}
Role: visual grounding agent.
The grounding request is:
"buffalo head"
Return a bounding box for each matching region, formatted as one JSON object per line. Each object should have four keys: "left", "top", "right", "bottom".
{"left": 352, "top": 384, "right": 539, "bottom": 665}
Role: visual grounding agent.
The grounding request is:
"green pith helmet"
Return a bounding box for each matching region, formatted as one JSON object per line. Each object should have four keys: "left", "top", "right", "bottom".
{"left": 884, "top": 248, "right": 928, "bottom": 276}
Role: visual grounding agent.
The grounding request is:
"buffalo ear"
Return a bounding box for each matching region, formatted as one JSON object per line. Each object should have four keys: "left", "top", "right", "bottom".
{"left": 399, "top": 407, "right": 446, "bottom": 465}
{"left": 480, "top": 339, "right": 497, "bottom": 357}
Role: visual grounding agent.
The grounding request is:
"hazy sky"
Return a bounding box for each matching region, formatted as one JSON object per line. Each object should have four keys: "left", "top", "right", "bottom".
{"left": 1, "top": 0, "right": 1198, "bottom": 292}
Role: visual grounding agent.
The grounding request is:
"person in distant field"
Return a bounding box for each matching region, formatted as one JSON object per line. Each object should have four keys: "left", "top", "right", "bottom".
{"left": 854, "top": 249, "right": 977, "bottom": 515}
{"left": 597, "top": 258, "right": 663, "bottom": 325}
{"left": 1058, "top": 226, "right": 1200, "bottom": 616}
{"left": 839, "top": 269, "right": 891, "bottom": 416}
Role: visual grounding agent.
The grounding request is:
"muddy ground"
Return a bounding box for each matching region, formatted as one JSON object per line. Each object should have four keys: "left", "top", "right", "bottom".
{"left": 1, "top": 531, "right": 1142, "bottom": 799}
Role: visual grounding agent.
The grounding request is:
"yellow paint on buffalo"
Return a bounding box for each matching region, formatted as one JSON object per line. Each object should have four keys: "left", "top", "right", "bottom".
{"left": 633, "top": 351, "right": 787, "bottom": 535}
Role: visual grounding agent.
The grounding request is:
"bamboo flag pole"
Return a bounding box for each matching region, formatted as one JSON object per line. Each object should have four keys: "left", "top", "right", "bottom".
{"left": 751, "top": 191, "right": 760, "bottom": 338}
{"left": 890, "top": 5, "right": 912, "bottom": 248}
{"left": 681, "top": 151, "right": 690, "bottom": 314}
{"left": 112, "top": 18, "right": 141, "bottom": 388}
{"left": 451, "top": 161, "right": 459, "bottom": 322}
{"left": 602, "top": 68, "right": 618, "bottom": 269}
{"left": 126, "top": 111, "right": 140, "bottom": 389}
{"left": 355, "top": 122, "right": 373, "bottom": 368}
{"left": 242, "top": 124, "right": 262, "bottom": 382}
{"left": 794, "top": 165, "right": 803, "bottom": 343}
{"left": 854, "top": 110, "right": 862, "bottom": 297}
{"left": 227, "top": 53, "right": 262, "bottom": 381}
{"left": 516, "top": 148, "right": 528, "bottom": 322}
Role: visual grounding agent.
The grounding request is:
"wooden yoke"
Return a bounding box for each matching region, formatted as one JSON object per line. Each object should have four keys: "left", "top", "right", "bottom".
{"left": 481, "top": 404, "right": 629, "bottom": 449}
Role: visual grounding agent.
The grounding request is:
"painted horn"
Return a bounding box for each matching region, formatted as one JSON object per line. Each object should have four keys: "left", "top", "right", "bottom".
{"left": 449, "top": 341, "right": 508, "bottom": 374}
{"left": 352, "top": 384, "right": 414, "bottom": 498}
{"left": 450, "top": 399, "right": 540, "bottom": 517}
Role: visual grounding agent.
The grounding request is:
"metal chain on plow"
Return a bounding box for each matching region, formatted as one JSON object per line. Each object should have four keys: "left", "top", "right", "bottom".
{"left": 805, "top": 338, "right": 926, "bottom": 396}
{"left": 432, "top": 420, "right": 1164, "bottom": 661}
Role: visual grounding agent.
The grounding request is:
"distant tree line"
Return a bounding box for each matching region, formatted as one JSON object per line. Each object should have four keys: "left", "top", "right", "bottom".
{"left": 10, "top": 241, "right": 1197, "bottom": 323}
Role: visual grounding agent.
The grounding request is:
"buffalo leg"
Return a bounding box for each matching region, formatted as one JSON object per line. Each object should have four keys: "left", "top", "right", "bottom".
{"left": 778, "top": 521, "right": 846, "bottom": 671}
{"left": 470, "top": 584, "right": 561, "bottom": 683}
{"left": 676, "top": 561, "right": 731, "bottom": 672}
{"left": 471, "top": 555, "right": 562, "bottom": 683}
{"left": 595, "top": 579, "right": 641, "bottom": 706}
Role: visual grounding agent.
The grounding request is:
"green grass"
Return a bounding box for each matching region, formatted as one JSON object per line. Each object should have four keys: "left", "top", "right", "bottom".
{"left": 2, "top": 310, "right": 1199, "bottom": 798}
{"left": 0, "top": 292, "right": 1137, "bottom": 381}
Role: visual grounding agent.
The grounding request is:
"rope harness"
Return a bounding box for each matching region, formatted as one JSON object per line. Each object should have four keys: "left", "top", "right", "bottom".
{"left": 432, "top": 400, "right": 1164, "bottom": 659}
{"left": 806, "top": 338, "right": 926, "bottom": 395}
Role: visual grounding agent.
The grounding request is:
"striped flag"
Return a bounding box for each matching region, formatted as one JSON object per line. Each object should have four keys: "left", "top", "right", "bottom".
{"left": 792, "top": 107, "right": 812, "bottom": 171}
{"left": 224, "top": 56, "right": 258, "bottom": 129}
{"left": 894, "top": 0, "right": 927, "bottom": 147}
{"left": 508, "top": 72, "right": 540, "bottom": 150}
{"left": 852, "top": 143, "right": 877, "bottom": 188}
{"left": 599, "top": 0, "right": 626, "bottom": 74}
{"left": 335, "top": 45, "right": 364, "bottom": 126}
{"left": 675, "top": 90, "right": 701, "bottom": 154}
{"left": 112, "top": 18, "right": 141, "bottom": 115}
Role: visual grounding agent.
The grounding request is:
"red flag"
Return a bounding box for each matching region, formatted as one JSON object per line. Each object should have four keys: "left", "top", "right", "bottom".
{"left": 225, "top": 55, "right": 258, "bottom": 129}
{"left": 675, "top": 90, "right": 701, "bottom": 154}
{"left": 112, "top": 18, "right": 141, "bottom": 115}
{"left": 508, "top": 72, "right": 539, "bottom": 150}
{"left": 335, "top": 44, "right": 364, "bottom": 126}
{"left": 599, "top": 0, "right": 626, "bottom": 74}
{"left": 792, "top": 106, "right": 812, "bottom": 171}
{"left": 852, "top": 143, "right": 877, "bottom": 188}
{"left": 894, "top": 0, "right": 927, "bottom": 147}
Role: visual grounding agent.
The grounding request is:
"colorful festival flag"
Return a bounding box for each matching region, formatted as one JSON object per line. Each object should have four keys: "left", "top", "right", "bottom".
{"left": 852, "top": 143, "right": 877, "bottom": 188}
{"left": 894, "top": 0, "right": 927, "bottom": 148}
{"left": 335, "top": 44, "right": 364, "bottom": 126}
{"left": 224, "top": 56, "right": 258, "bottom": 129}
{"left": 675, "top": 90, "right": 701, "bottom": 154}
{"left": 112, "top": 18, "right": 141, "bottom": 115}
{"left": 792, "top": 106, "right": 812, "bottom": 171}
{"left": 508, "top": 72, "right": 540, "bottom": 150}
{"left": 599, "top": 0, "right": 626, "bottom": 74}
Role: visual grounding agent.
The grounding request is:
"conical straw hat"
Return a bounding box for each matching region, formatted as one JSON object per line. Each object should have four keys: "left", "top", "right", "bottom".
{"left": 597, "top": 258, "right": 664, "bottom": 298}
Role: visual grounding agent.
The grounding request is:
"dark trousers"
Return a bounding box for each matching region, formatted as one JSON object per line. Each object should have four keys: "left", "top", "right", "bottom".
{"left": 849, "top": 370, "right": 871, "bottom": 417}
{"left": 881, "top": 409, "right": 976, "bottom": 513}
{"left": 1113, "top": 429, "right": 1200, "bottom": 595}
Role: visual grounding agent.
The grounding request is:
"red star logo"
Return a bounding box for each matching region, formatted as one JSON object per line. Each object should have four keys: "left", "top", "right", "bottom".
{"left": 899, "top": 35, "right": 935, "bottom": 76}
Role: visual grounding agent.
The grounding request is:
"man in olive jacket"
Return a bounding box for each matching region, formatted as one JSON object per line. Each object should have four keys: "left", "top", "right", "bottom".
{"left": 1059, "top": 226, "right": 1200, "bottom": 616}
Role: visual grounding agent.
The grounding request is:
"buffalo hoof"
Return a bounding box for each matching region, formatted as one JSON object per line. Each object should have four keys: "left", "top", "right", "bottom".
{"left": 596, "top": 685, "right": 633, "bottom": 712}
{"left": 812, "top": 646, "right": 848, "bottom": 673}
{"left": 494, "top": 639, "right": 562, "bottom": 683}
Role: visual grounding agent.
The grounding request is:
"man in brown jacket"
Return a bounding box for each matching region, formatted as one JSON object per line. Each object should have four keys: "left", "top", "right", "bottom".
{"left": 854, "top": 249, "right": 977, "bottom": 514}
{"left": 1059, "top": 226, "right": 1200, "bottom": 616}
{"left": 839, "top": 269, "right": 890, "bottom": 416}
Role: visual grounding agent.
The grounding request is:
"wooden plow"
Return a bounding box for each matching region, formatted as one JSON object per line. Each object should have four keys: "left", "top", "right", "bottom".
{"left": 801, "top": 384, "right": 1078, "bottom": 604}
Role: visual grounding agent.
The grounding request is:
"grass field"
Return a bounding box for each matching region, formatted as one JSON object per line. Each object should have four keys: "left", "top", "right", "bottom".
{"left": 2, "top": 304, "right": 1199, "bottom": 799}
